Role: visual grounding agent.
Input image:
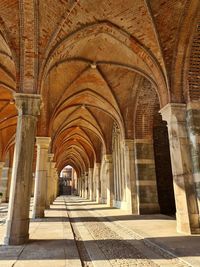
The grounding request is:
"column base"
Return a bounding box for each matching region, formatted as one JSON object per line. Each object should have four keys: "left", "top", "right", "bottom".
{"left": 32, "top": 209, "right": 45, "bottom": 219}
{"left": 4, "top": 234, "right": 29, "bottom": 246}
{"left": 139, "top": 203, "right": 160, "bottom": 214}
{"left": 4, "top": 218, "right": 30, "bottom": 245}
{"left": 176, "top": 212, "right": 200, "bottom": 234}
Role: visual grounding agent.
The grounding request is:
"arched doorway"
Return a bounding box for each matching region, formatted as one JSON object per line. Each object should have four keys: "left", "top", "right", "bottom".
{"left": 59, "top": 165, "right": 77, "bottom": 195}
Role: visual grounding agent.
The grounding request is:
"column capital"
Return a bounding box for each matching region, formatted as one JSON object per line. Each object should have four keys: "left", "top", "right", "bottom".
{"left": 0, "top": 162, "right": 5, "bottom": 168}
{"left": 48, "top": 153, "right": 54, "bottom": 162}
{"left": 134, "top": 139, "right": 153, "bottom": 144}
{"left": 51, "top": 162, "right": 56, "bottom": 168}
{"left": 124, "top": 139, "right": 134, "bottom": 149}
{"left": 159, "top": 103, "right": 186, "bottom": 123}
{"left": 95, "top": 162, "right": 101, "bottom": 168}
{"left": 187, "top": 101, "right": 200, "bottom": 111}
{"left": 104, "top": 154, "right": 112, "bottom": 163}
{"left": 36, "top": 137, "right": 51, "bottom": 149}
{"left": 14, "top": 93, "right": 41, "bottom": 116}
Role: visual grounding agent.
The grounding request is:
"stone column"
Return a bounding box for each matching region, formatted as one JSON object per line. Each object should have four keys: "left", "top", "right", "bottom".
{"left": 50, "top": 162, "right": 56, "bottom": 203}
{"left": 104, "top": 154, "right": 114, "bottom": 207}
{"left": 6, "top": 168, "right": 12, "bottom": 202}
{"left": 95, "top": 163, "right": 101, "bottom": 203}
{"left": 1, "top": 166, "right": 9, "bottom": 202}
{"left": 46, "top": 154, "right": 54, "bottom": 208}
{"left": 31, "top": 172, "right": 35, "bottom": 197}
{"left": 186, "top": 102, "right": 200, "bottom": 213}
{"left": 134, "top": 139, "right": 160, "bottom": 214}
{"left": 53, "top": 168, "right": 58, "bottom": 199}
{"left": 4, "top": 94, "right": 41, "bottom": 245}
{"left": 0, "top": 162, "right": 5, "bottom": 185}
{"left": 0, "top": 162, "right": 5, "bottom": 200}
{"left": 84, "top": 172, "right": 88, "bottom": 198}
{"left": 124, "top": 140, "right": 139, "bottom": 214}
{"left": 81, "top": 175, "right": 85, "bottom": 198}
{"left": 88, "top": 168, "right": 94, "bottom": 200}
{"left": 77, "top": 178, "right": 80, "bottom": 196}
{"left": 160, "top": 103, "right": 200, "bottom": 234}
{"left": 32, "top": 137, "right": 51, "bottom": 218}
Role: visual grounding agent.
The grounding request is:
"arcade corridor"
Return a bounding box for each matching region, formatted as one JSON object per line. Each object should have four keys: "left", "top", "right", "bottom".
{"left": 0, "top": 1, "right": 200, "bottom": 266}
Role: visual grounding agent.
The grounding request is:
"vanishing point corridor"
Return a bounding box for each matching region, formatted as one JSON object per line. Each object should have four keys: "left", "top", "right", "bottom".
{"left": 0, "top": 1, "right": 200, "bottom": 266}
{"left": 0, "top": 196, "right": 200, "bottom": 267}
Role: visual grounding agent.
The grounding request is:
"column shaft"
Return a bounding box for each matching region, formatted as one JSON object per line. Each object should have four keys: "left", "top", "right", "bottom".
{"left": 160, "top": 103, "right": 200, "bottom": 234}
{"left": 104, "top": 154, "right": 114, "bottom": 207}
{"left": 135, "top": 139, "right": 160, "bottom": 214}
{"left": 4, "top": 94, "right": 41, "bottom": 245}
{"left": 187, "top": 102, "right": 200, "bottom": 213}
{"left": 124, "top": 140, "right": 139, "bottom": 214}
{"left": 32, "top": 137, "right": 51, "bottom": 218}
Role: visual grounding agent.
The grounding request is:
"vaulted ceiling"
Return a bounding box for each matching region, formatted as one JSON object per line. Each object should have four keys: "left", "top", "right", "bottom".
{"left": 0, "top": 0, "right": 199, "bottom": 174}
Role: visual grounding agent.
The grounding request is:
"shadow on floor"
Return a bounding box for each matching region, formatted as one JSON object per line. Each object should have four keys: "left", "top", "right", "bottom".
{"left": 0, "top": 237, "right": 200, "bottom": 261}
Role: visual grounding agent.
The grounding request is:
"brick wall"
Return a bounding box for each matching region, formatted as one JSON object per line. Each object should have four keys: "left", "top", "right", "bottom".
{"left": 135, "top": 80, "right": 158, "bottom": 139}
{"left": 188, "top": 18, "right": 200, "bottom": 100}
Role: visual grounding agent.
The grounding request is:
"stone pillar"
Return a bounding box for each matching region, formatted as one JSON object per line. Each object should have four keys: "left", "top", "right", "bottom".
{"left": 84, "top": 172, "right": 88, "bottom": 198}
{"left": 4, "top": 94, "right": 41, "bottom": 245}
{"left": 81, "top": 175, "right": 85, "bottom": 197}
{"left": 0, "top": 162, "right": 5, "bottom": 200}
{"left": 1, "top": 166, "right": 9, "bottom": 202}
{"left": 46, "top": 154, "right": 54, "bottom": 208}
{"left": 77, "top": 178, "right": 80, "bottom": 196}
{"left": 50, "top": 162, "right": 56, "bottom": 203}
{"left": 51, "top": 165, "right": 57, "bottom": 200}
{"left": 6, "top": 168, "right": 12, "bottom": 202}
{"left": 95, "top": 163, "right": 101, "bottom": 203}
{"left": 104, "top": 154, "right": 114, "bottom": 207}
{"left": 124, "top": 140, "right": 139, "bottom": 214}
{"left": 31, "top": 172, "right": 35, "bottom": 197}
{"left": 88, "top": 168, "right": 94, "bottom": 200}
{"left": 186, "top": 102, "right": 200, "bottom": 213}
{"left": 160, "top": 103, "right": 200, "bottom": 234}
{"left": 54, "top": 168, "right": 59, "bottom": 199}
{"left": 0, "top": 162, "right": 5, "bottom": 187}
{"left": 32, "top": 137, "right": 51, "bottom": 218}
{"left": 134, "top": 139, "right": 160, "bottom": 214}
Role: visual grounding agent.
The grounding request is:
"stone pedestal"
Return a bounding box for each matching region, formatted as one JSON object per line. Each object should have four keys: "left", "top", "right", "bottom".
{"left": 186, "top": 102, "right": 200, "bottom": 214}
{"left": 135, "top": 139, "right": 160, "bottom": 214}
{"left": 4, "top": 93, "right": 41, "bottom": 245}
{"left": 160, "top": 103, "right": 200, "bottom": 234}
{"left": 32, "top": 137, "right": 51, "bottom": 218}
{"left": 124, "top": 140, "right": 139, "bottom": 214}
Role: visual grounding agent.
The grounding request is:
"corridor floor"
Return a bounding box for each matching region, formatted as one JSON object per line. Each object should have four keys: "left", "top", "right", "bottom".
{"left": 0, "top": 196, "right": 200, "bottom": 267}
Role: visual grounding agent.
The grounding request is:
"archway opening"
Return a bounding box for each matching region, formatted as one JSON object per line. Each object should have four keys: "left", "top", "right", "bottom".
{"left": 59, "top": 165, "right": 77, "bottom": 196}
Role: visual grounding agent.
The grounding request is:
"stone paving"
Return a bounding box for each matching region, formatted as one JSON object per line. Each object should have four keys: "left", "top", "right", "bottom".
{"left": 0, "top": 196, "right": 200, "bottom": 266}
{"left": 65, "top": 197, "right": 190, "bottom": 267}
